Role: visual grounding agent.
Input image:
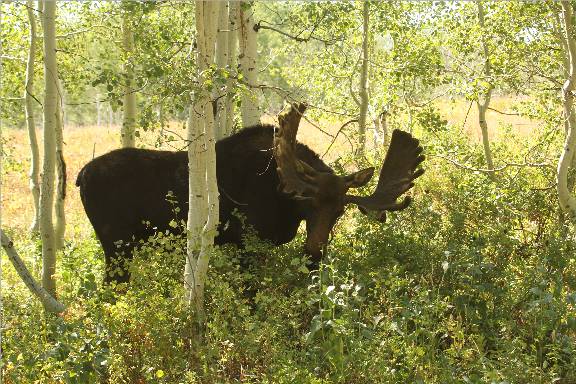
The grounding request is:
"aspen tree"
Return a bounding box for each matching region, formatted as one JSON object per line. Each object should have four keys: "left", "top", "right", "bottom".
{"left": 215, "top": 1, "right": 229, "bottom": 140}
{"left": 24, "top": 0, "right": 40, "bottom": 235}
{"left": 54, "top": 79, "right": 65, "bottom": 250}
{"left": 0, "top": 8, "right": 66, "bottom": 310}
{"left": 40, "top": 0, "right": 58, "bottom": 296}
{"left": 121, "top": 3, "right": 136, "bottom": 147}
{"left": 185, "top": 1, "right": 220, "bottom": 329}
{"left": 557, "top": 0, "right": 576, "bottom": 218}
{"left": 358, "top": 0, "right": 370, "bottom": 155}
{"left": 225, "top": 1, "right": 239, "bottom": 136}
{"left": 0, "top": 3, "right": 4, "bottom": 379}
{"left": 238, "top": 1, "right": 260, "bottom": 127}
{"left": 476, "top": 0, "right": 496, "bottom": 181}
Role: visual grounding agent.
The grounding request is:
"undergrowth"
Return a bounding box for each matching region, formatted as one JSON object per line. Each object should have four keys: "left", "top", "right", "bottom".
{"left": 2, "top": 121, "right": 576, "bottom": 383}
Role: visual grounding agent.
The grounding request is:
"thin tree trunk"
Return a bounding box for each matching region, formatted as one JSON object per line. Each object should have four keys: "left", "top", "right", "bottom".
{"left": 1, "top": 4, "right": 4, "bottom": 380}
{"left": 225, "top": 1, "right": 239, "bottom": 136}
{"left": 185, "top": 1, "right": 220, "bottom": 331}
{"left": 238, "top": 1, "right": 260, "bottom": 127}
{"left": 121, "top": 6, "right": 136, "bottom": 147}
{"left": 358, "top": 0, "right": 370, "bottom": 155}
{"left": 476, "top": 0, "right": 496, "bottom": 181}
{"left": 184, "top": 91, "right": 207, "bottom": 317}
{"left": 1, "top": 232, "right": 65, "bottom": 313}
{"left": 554, "top": 8, "right": 573, "bottom": 143}
{"left": 379, "top": 109, "right": 389, "bottom": 146}
{"left": 54, "top": 80, "right": 66, "bottom": 250}
{"left": 557, "top": 1, "right": 576, "bottom": 219}
{"left": 554, "top": 9, "right": 570, "bottom": 80}
{"left": 215, "top": 1, "right": 229, "bottom": 140}
{"left": 25, "top": 0, "right": 41, "bottom": 235}
{"left": 40, "top": 0, "right": 58, "bottom": 297}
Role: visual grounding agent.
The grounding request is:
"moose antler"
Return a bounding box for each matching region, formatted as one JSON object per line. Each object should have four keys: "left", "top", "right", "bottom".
{"left": 274, "top": 103, "right": 319, "bottom": 199}
{"left": 345, "top": 129, "right": 425, "bottom": 221}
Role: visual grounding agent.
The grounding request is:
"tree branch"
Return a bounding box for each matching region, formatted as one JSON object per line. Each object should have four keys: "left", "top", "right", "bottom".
{"left": 431, "top": 154, "right": 554, "bottom": 174}
{"left": 322, "top": 118, "right": 358, "bottom": 158}
{"left": 486, "top": 106, "right": 520, "bottom": 116}
{"left": 1, "top": 231, "right": 65, "bottom": 313}
{"left": 255, "top": 21, "right": 342, "bottom": 46}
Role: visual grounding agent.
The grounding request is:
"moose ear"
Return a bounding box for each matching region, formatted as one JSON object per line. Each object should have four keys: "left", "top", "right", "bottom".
{"left": 343, "top": 167, "right": 375, "bottom": 188}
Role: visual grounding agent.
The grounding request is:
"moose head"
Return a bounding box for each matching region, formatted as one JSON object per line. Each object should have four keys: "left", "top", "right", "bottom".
{"left": 274, "top": 103, "right": 425, "bottom": 263}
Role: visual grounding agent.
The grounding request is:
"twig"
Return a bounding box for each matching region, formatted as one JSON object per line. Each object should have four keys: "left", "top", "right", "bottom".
{"left": 255, "top": 21, "right": 341, "bottom": 46}
{"left": 322, "top": 119, "right": 358, "bottom": 159}
{"left": 301, "top": 116, "right": 335, "bottom": 138}
{"left": 461, "top": 100, "right": 473, "bottom": 133}
{"left": 55, "top": 26, "right": 108, "bottom": 39}
{"left": 431, "top": 154, "right": 554, "bottom": 174}
{"left": 486, "top": 106, "right": 520, "bottom": 116}
{"left": 26, "top": 88, "right": 43, "bottom": 107}
{"left": 65, "top": 79, "right": 149, "bottom": 106}
{"left": 238, "top": 78, "right": 354, "bottom": 118}
{"left": 161, "top": 127, "right": 188, "bottom": 143}
{"left": 0, "top": 55, "right": 25, "bottom": 62}
{"left": 255, "top": 23, "right": 308, "bottom": 42}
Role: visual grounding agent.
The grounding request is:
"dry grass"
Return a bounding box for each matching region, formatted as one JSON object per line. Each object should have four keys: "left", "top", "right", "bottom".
{"left": 434, "top": 95, "right": 539, "bottom": 141}
{"left": 3, "top": 126, "right": 120, "bottom": 236}
{"left": 2, "top": 96, "right": 537, "bottom": 237}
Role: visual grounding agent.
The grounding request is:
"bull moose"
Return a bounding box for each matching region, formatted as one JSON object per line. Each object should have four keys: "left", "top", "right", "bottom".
{"left": 76, "top": 104, "right": 424, "bottom": 285}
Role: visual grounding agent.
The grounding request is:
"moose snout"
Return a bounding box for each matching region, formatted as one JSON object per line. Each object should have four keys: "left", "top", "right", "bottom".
{"left": 305, "top": 231, "right": 329, "bottom": 270}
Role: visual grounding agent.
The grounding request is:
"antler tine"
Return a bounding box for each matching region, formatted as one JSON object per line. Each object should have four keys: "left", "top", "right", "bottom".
{"left": 274, "top": 103, "right": 319, "bottom": 199}
{"left": 345, "top": 129, "right": 425, "bottom": 219}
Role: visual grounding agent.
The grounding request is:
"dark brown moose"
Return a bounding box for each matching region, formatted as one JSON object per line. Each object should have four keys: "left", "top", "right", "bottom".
{"left": 76, "top": 103, "right": 424, "bottom": 285}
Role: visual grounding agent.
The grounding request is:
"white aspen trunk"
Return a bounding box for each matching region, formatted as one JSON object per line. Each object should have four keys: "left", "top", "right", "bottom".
{"left": 554, "top": 10, "right": 570, "bottom": 81}
{"left": 40, "top": 0, "right": 58, "bottom": 297}
{"left": 477, "top": 101, "right": 495, "bottom": 178}
{"left": 1, "top": 232, "right": 65, "bottom": 313}
{"left": 557, "top": 1, "right": 576, "bottom": 218}
{"left": 358, "top": 0, "right": 370, "bottom": 155}
{"left": 185, "top": 1, "right": 220, "bottom": 329}
{"left": 184, "top": 92, "right": 206, "bottom": 311}
{"left": 406, "top": 104, "right": 413, "bottom": 133}
{"left": 238, "top": 1, "right": 260, "bottom": 127}
{"left": 1, "top": 3, "right": 4, "bottom": 378}
{"left": 25, "top": 0, "right": 40, "bottom": 235}
{"left": 476, "top": 0, "right": 496, "bottom": 181}
{"left": 555, "top": 7, "right": 576, "bottom": 167}
{"left": 54, "top": 80, "right": 66, "bottom": 250}
{"left": 214, "top": 1, "right": 229, "bottom": 140}
{"left": 225, "top": 1, "right": 239, "bottom": 136}
{"left": 379, "top": 109, "right": 389, "bottom": 146}
{"left": 121, "top": 7, "right": 136, "bottom": 148}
